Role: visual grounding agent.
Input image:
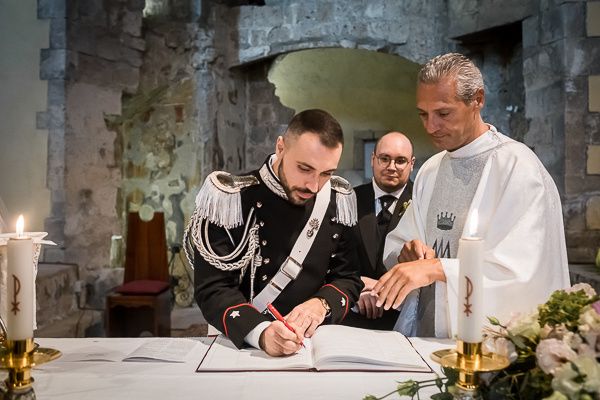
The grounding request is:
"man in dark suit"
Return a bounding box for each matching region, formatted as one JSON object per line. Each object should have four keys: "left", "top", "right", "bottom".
{"left": 343, "top": 132, "right": 414, "bottom": 330}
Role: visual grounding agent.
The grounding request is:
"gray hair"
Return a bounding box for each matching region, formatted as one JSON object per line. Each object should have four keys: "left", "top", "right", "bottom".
{"left": 418, "top": 53, "right": 484, "bottom": 103}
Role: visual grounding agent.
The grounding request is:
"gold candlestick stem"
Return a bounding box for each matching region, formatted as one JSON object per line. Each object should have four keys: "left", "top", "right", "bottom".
{"left": 4, "top": 339, "right": 35, "bottom": 389}
{"left": 0, "top": 334, "right": 61, "bottom": 394}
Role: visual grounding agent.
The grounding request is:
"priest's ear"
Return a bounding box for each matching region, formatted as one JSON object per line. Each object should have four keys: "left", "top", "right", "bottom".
{"left": 472, "top": 88, "right": 485, "bottom": 110}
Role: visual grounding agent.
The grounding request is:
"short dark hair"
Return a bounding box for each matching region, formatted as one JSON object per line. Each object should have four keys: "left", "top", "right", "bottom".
{"left": 285, "top": 109, "right": 344, "bottom": 148}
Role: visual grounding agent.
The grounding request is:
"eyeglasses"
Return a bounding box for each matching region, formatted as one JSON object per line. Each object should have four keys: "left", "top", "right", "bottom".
{"left": 374, "top": 154, "right": 412, "bottom": 170}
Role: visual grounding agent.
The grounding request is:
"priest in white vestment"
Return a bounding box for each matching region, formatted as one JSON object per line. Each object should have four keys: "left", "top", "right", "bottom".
{"left": 374, "top": 53, "right": 570, "bottom": 338}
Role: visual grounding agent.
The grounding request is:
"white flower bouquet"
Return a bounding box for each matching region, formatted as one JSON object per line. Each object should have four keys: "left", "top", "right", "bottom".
{"left": 366, "top": 283, "right": 600, "bottom": 400}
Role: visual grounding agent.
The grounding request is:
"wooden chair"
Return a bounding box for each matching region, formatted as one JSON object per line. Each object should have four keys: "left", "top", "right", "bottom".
{"left": 106, "top": 211, "right": 172, "bottom": 337}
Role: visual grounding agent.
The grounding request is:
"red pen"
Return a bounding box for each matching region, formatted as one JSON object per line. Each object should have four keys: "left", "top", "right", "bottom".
{"left": 266, "top": 303, "right": 305, "bottom": 348}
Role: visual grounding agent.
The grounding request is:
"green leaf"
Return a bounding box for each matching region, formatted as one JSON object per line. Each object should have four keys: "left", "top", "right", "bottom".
{"left": 396, "top": 381, "right": 418, "bottom": 396}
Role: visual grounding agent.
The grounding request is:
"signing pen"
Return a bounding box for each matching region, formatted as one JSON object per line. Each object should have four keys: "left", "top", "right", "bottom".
{"left": 266, "top": 303, "right": 305, "bottom": 348}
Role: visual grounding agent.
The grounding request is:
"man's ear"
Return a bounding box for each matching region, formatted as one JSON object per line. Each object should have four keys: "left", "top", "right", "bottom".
{"left": 275, "top": 135, "right": 285, "bottom": 156}
{"left": 473, "top": 88, "right": 485, "bottom": 109}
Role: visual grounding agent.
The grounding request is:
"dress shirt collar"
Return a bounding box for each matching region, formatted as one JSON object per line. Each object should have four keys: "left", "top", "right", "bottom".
{"left": 372, "top": 178, "right": 406, "bottom": 201}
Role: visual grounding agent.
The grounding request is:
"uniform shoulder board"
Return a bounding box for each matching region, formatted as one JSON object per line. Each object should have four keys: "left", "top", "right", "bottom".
{"left": 330, "top": 176, "right": 357, "bottom": 227}
{"left": 194, "top": 171, "right": 259, "bottom": 228}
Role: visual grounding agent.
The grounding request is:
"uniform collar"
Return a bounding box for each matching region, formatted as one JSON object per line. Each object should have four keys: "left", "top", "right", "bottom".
{"left": 259, "top": 154, "right": 288, "bottom": 200}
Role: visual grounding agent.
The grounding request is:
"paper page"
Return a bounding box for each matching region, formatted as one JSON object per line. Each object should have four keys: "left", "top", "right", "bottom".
{"left": 311, "top": 325, "right": 430, "bottom": 371}
{"left": 58, "top": 338, "right": 204, "bottom": 363}
{"left": 124, "top": 338, "right": 201, "bottom": 362}
{"left": 59, "top": 345, "right": 126, "bottom": 362}
{"left": 197, "top": 335, "right": 314, "bottom": 371}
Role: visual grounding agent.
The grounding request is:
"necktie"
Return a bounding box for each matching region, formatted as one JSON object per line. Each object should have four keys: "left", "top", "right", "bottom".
{"left": 376, "top": 195, "right": 396, "bottom": 243}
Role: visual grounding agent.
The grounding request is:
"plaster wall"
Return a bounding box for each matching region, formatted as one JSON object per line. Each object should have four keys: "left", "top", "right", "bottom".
{"left": 0, "top": 0, "right": 50, "bottom": 231}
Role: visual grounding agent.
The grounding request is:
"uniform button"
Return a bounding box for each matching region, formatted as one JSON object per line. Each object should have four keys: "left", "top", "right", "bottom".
{"left": 259, "top": 221, "right": 265, "bottom": 227}
{"left": 256, "top": 202, "right": 263, "bottom": 208}
{"left": 261, "top": 240, "right": 267, "bottom": 246}
{"left": 331, "top": 253, "right": 336, "bottom": 258}
{"left": 330, "top": 217, "right": 337, "bottom": 223}
{"left": 332, "top": 233, "right": 339, "bottom": 239}
{"left": 326, "top": 269, "right": 331, "bottom": 274}
{"left": 262, "top": 275, "right": 268, "bottom": 281}
{"left": 264, "top": 258, "right": 270, "bottom": 264}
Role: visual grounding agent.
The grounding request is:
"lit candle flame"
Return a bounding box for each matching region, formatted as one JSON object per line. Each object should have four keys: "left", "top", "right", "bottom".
{"left": 16, "top": 215, "right": 24, "bottom": 238}
{"left": 468, "top": 209, "right": 479, "bottom": 237}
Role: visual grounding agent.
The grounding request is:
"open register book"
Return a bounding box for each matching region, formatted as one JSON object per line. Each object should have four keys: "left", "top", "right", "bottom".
{"left": 196, "top": 325, "right": 431, "bottom": 372}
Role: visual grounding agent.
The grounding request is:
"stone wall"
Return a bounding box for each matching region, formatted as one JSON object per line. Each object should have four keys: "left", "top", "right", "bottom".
{"left": 61, "top": 0, "right": 146, "bottom": 303}
{"left": 33, "top": 0, "right": 598, "bottom": 316}
{"left": 234, "top": 0, "right": 448, "bottom": 66}
{"left": 111, "top": 18, "right": 199, "bottom": 306}
{"left": 564, "top": 1, "right": 600, "bottom": 262}
{"left": 244, "top": 61, "right": 295, "bottom": 170}
{"left": 38, "top": 0, "right": 66, "bottom": 260}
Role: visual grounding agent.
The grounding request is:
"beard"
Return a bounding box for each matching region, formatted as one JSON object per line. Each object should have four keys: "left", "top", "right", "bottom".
{"left": 277, "top": 157, "right": 316, "bottom": 206}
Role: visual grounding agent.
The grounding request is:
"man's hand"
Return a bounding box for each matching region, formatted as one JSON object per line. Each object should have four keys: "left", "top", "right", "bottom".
{"left": 356, "top": 291, "right": 384, "bottom": 319}
{"left": 285, "top": 298, "right": 327, "bottom": 338}
{"left": 372, "top": 259, "right": 445, "bottom": 310}
{"left": 356, "top": 276, "right": 383, "bottom": 319}
{"left": 398, "top": 240, "right": 435, "bottom": 262}
{"left": 259, "top": 320, "right": 303, "bottom": 357}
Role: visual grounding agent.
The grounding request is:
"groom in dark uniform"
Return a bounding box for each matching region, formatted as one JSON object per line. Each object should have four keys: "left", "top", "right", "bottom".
{"left": 186, "top": 109, "right": 362, "bottom": 357}
{"left": 343, "top": 132, "right": 414, "bottom": 330}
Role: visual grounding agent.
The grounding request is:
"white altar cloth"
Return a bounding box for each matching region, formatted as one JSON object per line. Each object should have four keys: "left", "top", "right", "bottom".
{"left": 30, "top": 337, "right": 453, "bottom": 400}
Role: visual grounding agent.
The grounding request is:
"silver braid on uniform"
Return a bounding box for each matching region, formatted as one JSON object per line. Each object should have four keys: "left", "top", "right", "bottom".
{"left": 184, "top": 207, "right": 261, "bottom": 293}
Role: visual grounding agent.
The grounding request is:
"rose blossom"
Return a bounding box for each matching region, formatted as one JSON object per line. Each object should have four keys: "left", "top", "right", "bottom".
{"left": 507, "top": 311, "right": 541, "bottom": 340}
{"left": 565, "top": 283, "right": 596, "bottom": 298}
{"left": 483, "top": 336, "right": 517, "bottom": 363}
{"left": 536, "top": 338, "right": 577, "bottom": 375}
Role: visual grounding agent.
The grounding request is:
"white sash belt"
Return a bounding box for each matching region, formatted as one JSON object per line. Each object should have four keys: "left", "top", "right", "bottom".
{"left": 252, "top": 180, "right": 332, "bottom": 312}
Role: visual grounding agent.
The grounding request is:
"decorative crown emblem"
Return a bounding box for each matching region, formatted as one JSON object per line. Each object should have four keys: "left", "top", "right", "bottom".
{"left": 436, "top": 212, "right": 456, "bottom": 231}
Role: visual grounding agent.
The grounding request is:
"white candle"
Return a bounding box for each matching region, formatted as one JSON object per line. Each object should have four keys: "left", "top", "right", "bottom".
{"left": 6, "top": 215, "right": 34, "bottom": 340}
{"left": 457, "top": 210, "right": 484, "bottom": 343}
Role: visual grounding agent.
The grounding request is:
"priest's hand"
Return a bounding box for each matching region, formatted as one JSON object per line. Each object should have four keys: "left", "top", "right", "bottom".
{"left": 285, "top": 298, "right": 327, "bottom": 338}
{"left": 259, "top": 320, "right": 303, "bottom": 357}
{"left": 356, "top": 276, "right": 384, "bottom": 319}
{"left": 398, "top": 239, "right": 435, "bottom": 262}
{"left": 373, "top": 259, "right": 446, "bottom": 311}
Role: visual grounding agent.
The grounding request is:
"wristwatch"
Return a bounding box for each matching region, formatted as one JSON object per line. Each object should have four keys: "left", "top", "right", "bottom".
{"left": 317, "top": 297, "right": 331, "bottom": 317}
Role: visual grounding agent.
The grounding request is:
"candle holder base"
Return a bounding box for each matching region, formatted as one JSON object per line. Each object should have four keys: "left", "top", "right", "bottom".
{"left": 431, "top": 348, "right": 510, "bottom": 374}
{"left": 0, "top": 339, "right": 61, "bottom": 390}
{"left": 431, "top": 340, "right": 509, "bottom": 400}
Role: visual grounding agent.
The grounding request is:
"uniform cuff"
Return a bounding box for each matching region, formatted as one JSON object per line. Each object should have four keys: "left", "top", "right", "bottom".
{"left": 244, "top": 321, "right": 270, "bottom": 349}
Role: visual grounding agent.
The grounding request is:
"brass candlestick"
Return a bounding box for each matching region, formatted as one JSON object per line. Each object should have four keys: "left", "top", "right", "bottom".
{"left": 431, "top": 340, "right": 509, "bottom": 399}
{"left": 0, "top": 319, "right": 61, "bottom": 397}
